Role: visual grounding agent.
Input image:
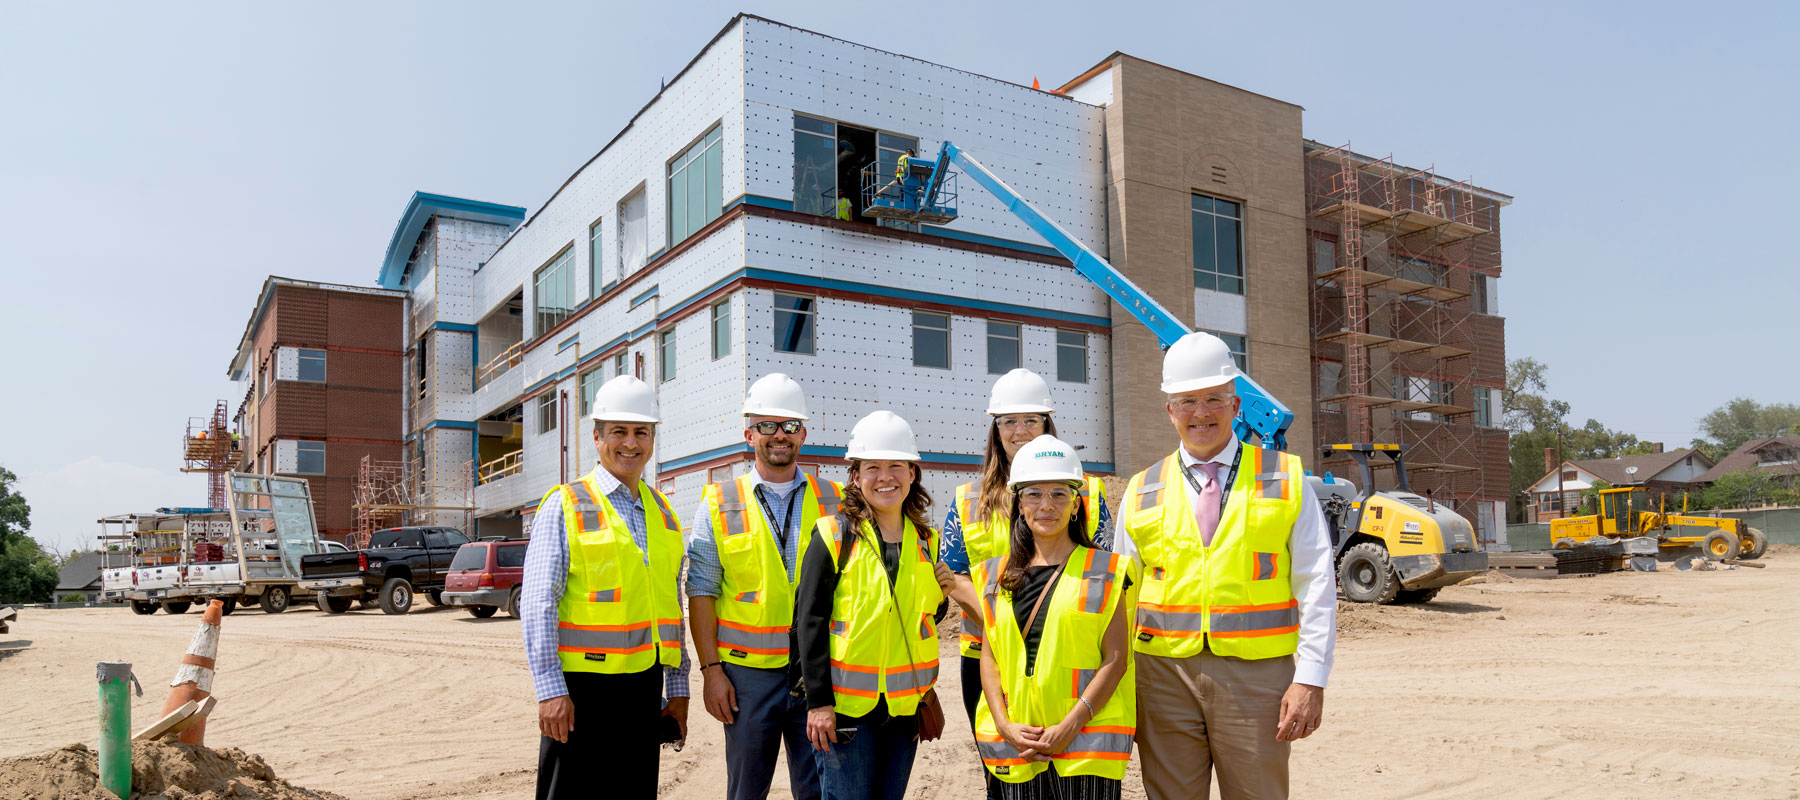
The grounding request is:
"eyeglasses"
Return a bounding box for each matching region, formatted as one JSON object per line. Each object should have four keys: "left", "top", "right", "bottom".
{"left": 749, "top": 420, "right": 804, "bottom": 435}
{"left": 995, "top": 415, "right": 1047, "bottom": 431}
{"left": 1017, "top": 487, "right": 1076, "bottom": 506}
{"left": 1171, "top": 394, "right": 1235, "bottom": 414}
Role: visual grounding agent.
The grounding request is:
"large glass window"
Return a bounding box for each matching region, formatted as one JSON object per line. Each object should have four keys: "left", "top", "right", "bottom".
{"left": 537, "top": 393, "right": 558, "bottom": 434}
{"left": 1473, "top": 273, "right": 1497, "bottom": 314}
{"left": 794, "top": 114, "right": 838, "bottom": 218}
{"left": 589, "top": 219, "right": 605, "bottom": 297}
{"left": 986, "top": 320, "right": 1021, "bottom": 375}
{"left": 1203, "top": 330, "right": 1248, "bottom": 374}
{"left": 579, "top": 368, "right": 604, "bottom": 416}
{"left": 533, "top": 248, "right": 576, "bottom": 335}
{"left": 711, "top": 299, "right": 731, "bottom": 360}
{"left": 773, "top": 293, "right": 816, "bottom": 355}
{"left": 1192, "top": 194, "right": 1244, "bottom": 295}
{"left": 913, "top": 311, "right": 951, "bottom": 369}
{"left": 1474, "top": 386, "right": 1493, "bottom": 427}
{"left": 1396, "top": 257, "right": 1447, "bottom": 287}
{"left": 1056, "top": 330, "right": 1088, "bottom": 384}
{"left": 668, "top": 126, "right": 723, "bottom": 246}
{"left": 297, "top": 349, "right": 326, "bottom": 382}
{"left": 658, "top": 329, "right": 676, "bottom": 383}
{"left": 295, "top": 441, "right": 325, "bottom": 475}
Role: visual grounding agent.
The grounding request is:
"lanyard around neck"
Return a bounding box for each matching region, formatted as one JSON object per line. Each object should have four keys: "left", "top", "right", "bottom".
{"left": 1179, "top": 444, "right": 1243, "bottom": 518}
{"left": 752, "top": 482, "right": 803, "bottom": 549}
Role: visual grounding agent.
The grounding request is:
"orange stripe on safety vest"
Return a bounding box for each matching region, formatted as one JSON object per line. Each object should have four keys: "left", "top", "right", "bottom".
{"left": 1208, "top": 625, "right": 1301, "bottom": 639}
{"left": 718, "top": 620, "right": 790, "bottom": 634}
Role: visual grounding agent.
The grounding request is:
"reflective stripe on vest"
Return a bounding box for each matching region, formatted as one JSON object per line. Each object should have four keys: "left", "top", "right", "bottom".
{"left": 552, "top": 470, "right": 685, "bottom": 674}
{"left": 955, "top": 476, "right": 1104, "bottom": 659}
{"left": 819, "top": 515, "right": 943, "bottom": 718}
{"left": 972, "top": 547, "right": 1135, "bottom": 781}
{"left": 705, "top": 474, "right": 845, "bottom": 668}
{"left": 1122, "top": 445, "right": 1302, "bottom": 660}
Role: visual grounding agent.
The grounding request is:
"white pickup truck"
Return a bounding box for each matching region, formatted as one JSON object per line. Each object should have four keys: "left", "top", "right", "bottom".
{"left": 97, "top": 473, "right": 332, "bottom": 616}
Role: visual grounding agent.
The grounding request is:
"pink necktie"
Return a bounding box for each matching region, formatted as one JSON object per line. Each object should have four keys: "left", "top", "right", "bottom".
{"left": 1196, "top": 462, "right": 1222, "bottom": 546}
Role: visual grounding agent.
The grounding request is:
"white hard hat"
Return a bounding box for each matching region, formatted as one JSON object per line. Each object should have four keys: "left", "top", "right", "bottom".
{"left": 743, "top": 373, "right": 810, "bottom": 420}
{"left": 588, "top": 375, "right": 660, "bottom": 424}
{"left": 845, "top": 410, "right": 921, "bottom": 461}
{"left": 987, "top": 369, "right": 1055, "bottom": 416}
{"left": 1161, "top": 331, "right": 1242, "bottom": 395}
{"left": 1007, "top": 435, "right": 1085, "bottom": 491}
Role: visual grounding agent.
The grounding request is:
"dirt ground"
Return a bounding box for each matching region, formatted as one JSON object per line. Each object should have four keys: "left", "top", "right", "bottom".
{"left": 4, "top": 555, "right": 1798, "bottom": 799}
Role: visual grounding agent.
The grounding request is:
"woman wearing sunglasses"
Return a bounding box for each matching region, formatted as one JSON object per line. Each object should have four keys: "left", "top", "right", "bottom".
{"left": 941, "top": 370, "right": 1111, "bottom": 737}
{"left": 795, "top": 411, "right": 955, "bottom": 800}
{"left": 972, "top": 435, "right": 1134, "bottom": 799}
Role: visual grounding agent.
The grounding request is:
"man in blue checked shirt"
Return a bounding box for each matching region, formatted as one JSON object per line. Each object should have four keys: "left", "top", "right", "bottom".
{"left": 521, "top": 375, "right": 689, "bottom": 800}
{"left": 688, "top": 374, "right": 843, "bottom": 800}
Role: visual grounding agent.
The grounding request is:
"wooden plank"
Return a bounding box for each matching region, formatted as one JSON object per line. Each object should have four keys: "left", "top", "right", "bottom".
{"left": 133, "top": 700, "right": 198, "bottom": 742}
{"left": 1486, "top": 552, "right": 1557, "bottom": 568}
{"left": 163, "top": 696, "right": 216, "bottom": 737}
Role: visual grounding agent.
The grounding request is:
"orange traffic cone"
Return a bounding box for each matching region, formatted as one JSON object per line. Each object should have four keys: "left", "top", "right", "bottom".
{"left": 159, "top": 598, "right": 223, "bottom": 745}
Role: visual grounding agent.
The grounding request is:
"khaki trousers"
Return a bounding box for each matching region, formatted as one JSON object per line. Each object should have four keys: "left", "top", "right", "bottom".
{"left": 1136, "top": 650, "right": 1294, "bottom": 800}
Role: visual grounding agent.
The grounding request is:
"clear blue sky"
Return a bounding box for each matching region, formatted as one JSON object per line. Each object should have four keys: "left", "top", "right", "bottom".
{"left": 3, "top": 1, "right": 1794, "bottom": 552}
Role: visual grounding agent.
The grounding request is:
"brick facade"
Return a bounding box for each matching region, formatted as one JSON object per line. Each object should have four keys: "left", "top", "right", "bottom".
{"left": 232, "top": 280, "right": 406, "bottom": 539}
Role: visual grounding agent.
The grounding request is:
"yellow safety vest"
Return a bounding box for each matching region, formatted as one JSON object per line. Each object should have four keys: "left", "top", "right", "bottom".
{"left": 549, "top": 467, "right": 685, "bottom": 674}
{"left": 702, "top": 473, "right": 843, "bottom": 668}
{"left": 817, "top": 515, "right": 943, "bottom": 718}
{"left": 836, "top": 197, "right": 852, "bottom": 221}
{"left": 972, "top": 547, "right": 1136, "bottom": 782}
{"left": 1120, "top": 444, "right": 1304, "bottom": 660}
{"left": 953, "top": 476, "right": 1103, "bottom": 658}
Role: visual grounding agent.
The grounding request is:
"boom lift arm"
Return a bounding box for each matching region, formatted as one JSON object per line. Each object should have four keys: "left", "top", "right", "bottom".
{"left": 909, "top": 142, "right": 1294, "bottom": 450}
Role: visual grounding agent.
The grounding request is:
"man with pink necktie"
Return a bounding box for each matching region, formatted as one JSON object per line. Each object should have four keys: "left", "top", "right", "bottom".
{"left": 1113, "top": 332, "right": 1337, "bottom": 800}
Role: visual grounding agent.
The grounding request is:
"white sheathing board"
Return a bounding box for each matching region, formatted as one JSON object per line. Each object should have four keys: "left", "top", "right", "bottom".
{"left": 747, "top": 217, "right": 1109, "bottom": 318}
{"left": 742, "top": 288, "right": 1114, "bottom": 468}
{"left": 741, "top": 18, "right": 1108, "bottom": 253}
{"left": 434, "top": 218, "right": 507, "bottom": 326}
{"left": 1063, "top": 65, "right": 1114, "bottom": 107}
{"left": 474, "top": 24, "right": 746, "bottom": 332}
{"left": 273, "top": 347, "right": 300, "bottom": 381}
{"left": 1193, "top": 289, "right": 1248, "bottom": 336}
{"left": 435, "top": 332, "right": 476, "bottom": 420}
{"left": 272, "top": 440, "right": 298, "bottom": 474}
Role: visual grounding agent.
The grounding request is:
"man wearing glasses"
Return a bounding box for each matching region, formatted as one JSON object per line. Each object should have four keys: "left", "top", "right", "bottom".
{"left": 688, "top": 373, "right": 844, "bottom": 800}
{"left": 1115, "top": 332, "right": 1336, "bottom": 800}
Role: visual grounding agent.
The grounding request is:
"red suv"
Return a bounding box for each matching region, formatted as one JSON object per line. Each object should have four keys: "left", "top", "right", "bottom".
{"left": 443, "top": 539, "right": 527, "bottom": 618}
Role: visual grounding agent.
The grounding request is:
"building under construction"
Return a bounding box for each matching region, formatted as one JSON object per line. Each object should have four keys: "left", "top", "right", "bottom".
{"left": 1305, "top": 143, "right": 1511, "bottom": 543}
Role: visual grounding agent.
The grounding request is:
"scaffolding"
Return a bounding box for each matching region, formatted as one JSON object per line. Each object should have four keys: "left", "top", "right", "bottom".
{"left": 351, "top": 454, "right": 475, "bottom": 548}
{"left": 179, "top": 400, "right": 238, "bottom": 509}
{"left": 1307, "top": 142, "right": 1508, "bottom": 538}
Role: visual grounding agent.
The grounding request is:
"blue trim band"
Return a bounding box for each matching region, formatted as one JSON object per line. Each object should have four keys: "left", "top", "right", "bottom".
{"left": 630, "top": 285, "right": 659, "bottom": 310}
{"left": 558, "top": 333, "right": 580, "bottom": 353}
{"left": 379, "top": 192, "right": 525, "bottom": 289}
{"left": 432, "top": 321, "right": 477, "bottom": 333}
{"left": 421, "top": 419, "right": 479, "bottom": 432}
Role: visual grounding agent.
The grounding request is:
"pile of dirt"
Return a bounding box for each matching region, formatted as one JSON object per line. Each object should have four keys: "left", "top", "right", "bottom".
{"left": 1765, "top": 543, "right": 1798, "bottom": 555}
{"left": 0, "top": 741, "right": 343, "bottom": 800}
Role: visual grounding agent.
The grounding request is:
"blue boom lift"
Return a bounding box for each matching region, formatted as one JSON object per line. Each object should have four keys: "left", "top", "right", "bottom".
{"left": 860, "top": 142, "right": 1488, "bottom": 604}
{"left": 862, "top": 142, "right": 1294, "bottom": 451}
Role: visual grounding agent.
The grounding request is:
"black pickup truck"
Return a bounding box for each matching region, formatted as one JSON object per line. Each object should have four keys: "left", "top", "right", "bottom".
{"left": 299, "top": 527, "right": 472, "bottom": 615}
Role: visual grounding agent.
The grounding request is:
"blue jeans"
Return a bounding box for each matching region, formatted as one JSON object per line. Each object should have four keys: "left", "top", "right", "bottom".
{"left": 723, "top": 664, "right": 820, "bottom": 800}
{"left": 817, "top": 704, "right": 918, "bottom": 800}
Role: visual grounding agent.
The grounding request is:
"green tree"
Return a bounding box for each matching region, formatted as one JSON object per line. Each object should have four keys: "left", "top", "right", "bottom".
{"left": 1502, "top": 359, "right": 1644, "bottom": 520}
{"left": 0, "top": 467, "right": 57, "bottom": 604}
{"left": 1701, "top": 469, "right": 1800, "bottom": 510}
{"left": 1691, "top": 398, "right": 1800, "bottom": 460}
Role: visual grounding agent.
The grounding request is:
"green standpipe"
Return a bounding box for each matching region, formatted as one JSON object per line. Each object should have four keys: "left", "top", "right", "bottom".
{"left": 97, "top": 661, "right": 137, "bottom": 799}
